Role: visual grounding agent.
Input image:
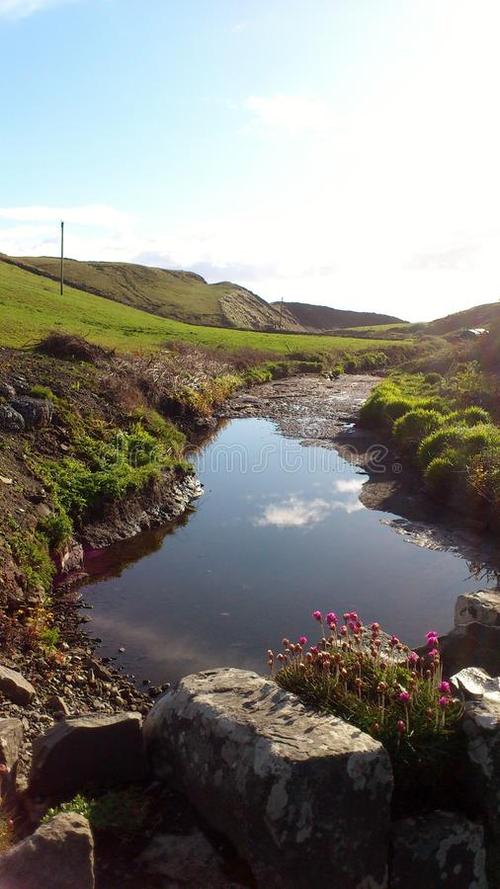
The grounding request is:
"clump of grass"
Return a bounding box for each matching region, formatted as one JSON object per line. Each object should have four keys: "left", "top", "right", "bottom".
{"left": 30, "top": 384, "right": 56, "bottom": 401}
{"left": 34, "top": 332, "right": 111, "bottom": 363}
{"left": 7, "top": 531, "right": 55, "bottom": 594}
{"left": 271, "top": 611, "right": 464, "bottom": 812}
{"left": 393, "top": 409, "right": 444, "bottom": 448}
{"left": 43, "top": 788, "right": 150, "bottom": 839}
{"left": 37, "top": 509, "right": 73, "bottom": 552}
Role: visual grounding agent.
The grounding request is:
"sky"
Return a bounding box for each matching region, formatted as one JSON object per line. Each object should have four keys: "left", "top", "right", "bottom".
{"left": 1, "top": 0, "right": 500, "bottom": 322}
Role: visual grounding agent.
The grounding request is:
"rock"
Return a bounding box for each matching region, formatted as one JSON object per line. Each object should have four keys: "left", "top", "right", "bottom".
{"left": 0, "top": 813, "right": 94, "bottom": 889}
{"left": 0, "top": 718, "right": 23, "bottom": 799}
{"left": 29, "top": 712, "right": 145, "bottom": 801}
{"left": 53, "top": 539, "right": 84, "bottom": 575}
{"left": 140, "top": 829, "right": 245, "bottom": 888}
{"left": 440, "top": 621, "right": 500, "bottom": 677}
{"left": 391, "top": 810, "right": 486, "bottom": 888}
{"left": 451, "top": 666, "right": 500, "bottom": 702}
{"left": 45, "top": 695, "right": 70, "bottom": 716}
{"left": 455, "top": 590, "right": 500, "bottom": 628}
{"left": 0, "top": 382, "right": 16, "bottom": 399}
{"left": 0, "top": 665, "right": 35, "bottom": 705}
{"left": 0, "top": 405, "right": 25, "bottom": 433}
{"left": 9, "top": 397, "right": 53, "bottom": 430}
{"left": 144, "top": 668, "right": 393, "bottom": 889}
{"left": 462, "top": 696, "right": 500, "bottom": 838}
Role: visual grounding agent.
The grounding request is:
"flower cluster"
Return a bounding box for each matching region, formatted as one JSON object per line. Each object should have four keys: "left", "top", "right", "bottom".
{"left": 268, "top": 610, "right": 462, "bottom": 774}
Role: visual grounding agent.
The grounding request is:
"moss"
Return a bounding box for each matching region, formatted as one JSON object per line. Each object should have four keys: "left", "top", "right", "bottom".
{"left": 30, "top": 384, "right": 56, "bottom": 401}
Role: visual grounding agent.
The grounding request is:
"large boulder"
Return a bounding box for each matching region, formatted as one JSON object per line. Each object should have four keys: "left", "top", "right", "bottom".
{"left": 455, "top": 590, "right": 500, "bottom": 628}
{"left": 144, "top": 668, "right": 393, "bottom": 889}
{"left": 0, "top": 718, "right": 23, "bottom": 799}
{"left": 29, "top": 712, "right": 145, "bottom": 801}
{"left": 9, "top": 397, "right": 53, "bottom": 430}
{"left": 0, "top": 665, "right": 35, "bottom": 706}
{"left": 391, "top": 810, "right": 486, "bottom": 888}
{"left": 0, "top": 813, "right": 94, "bottom": 889}
{"left": 0, "top": 405, "right": 25, "bottom": 433}
{"left": 462, "top": 696, "right": 500, "bottom": 837}
{"left": 440, "top": 622, "right": 500, "bottom": 677}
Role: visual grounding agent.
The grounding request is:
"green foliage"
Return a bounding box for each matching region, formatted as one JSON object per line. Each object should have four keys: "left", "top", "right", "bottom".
{"left": 424, "top": 455, "right": 458, "bottom": 500}
{"left": 446, "top": 406, "right": 492, "bottom": 427}
{"left": 37, "top": 509, "right": 73, "bottom": 551}
{"left": 30, "top": 384, "right": 56, "bottom": 401}
{"left": 393, "top": 409, "right": 444, "bottom": 448}
{"left": 43, "top": 788, "right": 150, "bottom": 839}
{"left": 8, "top": 532, "right": 54, "bottom": 594}
{"left": 418, "top": 426, "right": 471, "bottom": 468}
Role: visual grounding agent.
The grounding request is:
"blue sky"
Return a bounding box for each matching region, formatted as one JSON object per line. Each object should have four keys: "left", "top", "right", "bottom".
{"left": 1, "top": 0, "right": 500, "bottom": 321}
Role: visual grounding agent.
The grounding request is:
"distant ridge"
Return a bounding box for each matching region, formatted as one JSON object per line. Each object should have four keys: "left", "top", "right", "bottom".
{"left": 274, "top": 301, "right": 404, "bottom": 330}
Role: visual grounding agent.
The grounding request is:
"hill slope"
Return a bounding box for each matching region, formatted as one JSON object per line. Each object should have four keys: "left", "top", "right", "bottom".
{"left": 423, "top": 300, "right": 500, "bottom": 335}
{"left": 272, "top": 301, "right": 404, "bottom": 330}
{"left": 0, "top": 257, "right": 404, "bottom": 356}
{"left": 4, "top": 254, "right": 303, "bottom": 332}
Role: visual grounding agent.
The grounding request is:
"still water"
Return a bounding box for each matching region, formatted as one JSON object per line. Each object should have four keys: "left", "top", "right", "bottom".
{"left": 81, "top": 418, "right": 485, "bottom": 684}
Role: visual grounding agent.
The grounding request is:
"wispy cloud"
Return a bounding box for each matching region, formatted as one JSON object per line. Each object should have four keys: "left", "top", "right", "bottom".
{"left": 0, "top": 0, "right": 71, "bottom": 18}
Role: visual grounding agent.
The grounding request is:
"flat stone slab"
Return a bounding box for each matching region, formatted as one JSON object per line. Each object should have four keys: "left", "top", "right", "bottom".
{"left": 0, "top": 665, "right": 35, "bottom": 706}
{"left": 0, "top": 813, "right": 94, "bottom": 889}
{"left": 29, "top": 712, "right": 145, "bottom": 801}
{"left": 391, "top": 810, "right": 486, "bottom": 889}
{"left": 144, "top": 668, "right": 393, "bottom": 889}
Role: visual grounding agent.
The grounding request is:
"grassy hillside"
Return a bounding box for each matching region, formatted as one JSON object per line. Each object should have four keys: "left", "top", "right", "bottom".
{"left": 273, "top": 301, "right": 404, "bottom": 329}
{"left": 0, "top": 258, "right": 406, "bottom": 356}
{"left": 5, "top": 254, "right": 302, "bottom": 332}
{"left": 423, "top": 300, "right": 500, "bottom": 335}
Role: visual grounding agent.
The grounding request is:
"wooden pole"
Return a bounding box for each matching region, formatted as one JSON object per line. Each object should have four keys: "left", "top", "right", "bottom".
{"left": 60, "top": 220, "right": 64, "bottom": 295}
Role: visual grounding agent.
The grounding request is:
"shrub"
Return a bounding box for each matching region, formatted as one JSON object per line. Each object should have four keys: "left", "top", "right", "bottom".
{"left": 424, "top": 454, "right": 458, "bottom": 501}
{"left": 34, "top": 332, "right": 111, "bottom": 363}
{"left": 393, "top": 409, "right": 444, "bottom": 448}
{"left": 383, "top": 397, "right": 416, "bottom": 424}
{"left": 271, "top": 611, "right": 463, "bottom": 812}
{"left": 418, "top": 427, "right": 468, "bottom": 468}
{"left": 38, "top": 509, "right": 73, "bottom": 551}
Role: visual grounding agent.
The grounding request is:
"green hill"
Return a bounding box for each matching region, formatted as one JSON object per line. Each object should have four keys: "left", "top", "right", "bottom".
{"left": 0, "top": 257, "right": 404, "bottom": 356}
{"left": 4, "top": 254, "right": 302, "bottom": 332}
{"left": 423, "top": 300, "right": 500, "bottom": 335}
{"left": 273, "top": 301, "right": 404, "bottom": 330}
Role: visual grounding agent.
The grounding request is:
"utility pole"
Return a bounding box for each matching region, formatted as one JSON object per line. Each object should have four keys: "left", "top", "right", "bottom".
{"left": 60, "top": 220, "right": 64, "bottom": 295}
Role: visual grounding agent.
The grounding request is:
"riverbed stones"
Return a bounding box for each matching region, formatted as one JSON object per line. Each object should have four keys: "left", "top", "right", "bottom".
{"left": 9, "top": 397, "right": 53, "bottom": 429}
{"left": 0, "top": 665, "right": 35, "bottom": 706}
{"left": 144, "top": 668, "right": 393, "bottom": 889}
{"left": 29, "top": 711, "right": 145, "bottom": 801}
{"left": 390, "top": 811, "right": 486, "bottom": 889}
{"left": 0, "top": 404, "right": 25, "bottom": 433}
{"left": 0, "top": 813, "right": 94, "bottom": 889}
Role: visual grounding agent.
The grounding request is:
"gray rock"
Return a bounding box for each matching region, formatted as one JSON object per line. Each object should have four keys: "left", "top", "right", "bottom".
{"left": 144, "top": 668, "right": 393, "bottom": 889}
{"left": 0, "top": 813, "right": 94, "bottom": 889}
{"left": 391, "top": 810, "right": 486, "bottom": 889}
{"left": 451, "top": 666, "right": 500, "bottom": 702}
{"left": 9, "top": 397, "right": 53, "bottom": 430}
{"left": 29, "top": 711, "right": 145, "bottom": 801}
{"left": 0, "top": 382, "right": 16, "bottom": 399}
{"left": 140, "top": 829, "right": 246, "bottom": 888}
{"left": 0, "top": 718, "right": 23, "bottom": 799}
{"left": 440, "top": 622, "right": 500, "bottom": 678}
{"left": 455, "top": 590, "right": 500, "bottom": 628}
{"left": 462, "top": 696, "right": 500, "bottom": 841}
{"left": 0, "top": 665, "right": 35, "bottom": 706}
{"left": 0, "top": 405, "right": 25, "bottom": 433}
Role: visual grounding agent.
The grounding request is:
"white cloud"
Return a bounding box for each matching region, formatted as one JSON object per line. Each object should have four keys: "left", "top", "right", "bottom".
{"left": 0, "top": 204, "right": 132, "bottom": 227}
{"left": 0, "top": 0, "right": 70, "bottom": 18}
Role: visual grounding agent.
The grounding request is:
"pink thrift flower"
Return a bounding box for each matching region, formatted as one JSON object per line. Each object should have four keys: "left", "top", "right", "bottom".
{"left": 390, "top": 634, "right": 400, "bottom": 648}
{"left": 298, "top": 635, "right": 308, "bottom": 646}
{"left": 370, "top": 622, "right": 380, "bottom": 634}
{"left": 408, "top": 651, "right": 419, "bottom": 665}
{"left": 439, "top": 696, "right": 449, "bottom": 709}
{"left": 312, "top": 610, "right": 322, "bottom": 622}
{"left": 399, "top": 690, "right": 410, "bottom": 703}
{"left": 428, "top": 648, "right": 439, "bottom": 659}
{"left": 396, "top": 720, "right": 406, "bottom": 734}
{"left": 439, "top": 680, "right": 451, "bottom": 694}
{"left": 426, "top": 631, "right": 439, "bottom": 647}
{"left": 326, "top": 611, "right": 337, "bottom": 625}
{"left": 310, "top": 645, "right": 319, "bottom": 655}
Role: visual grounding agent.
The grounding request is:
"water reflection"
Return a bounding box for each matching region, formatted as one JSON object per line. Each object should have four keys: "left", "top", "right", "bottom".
{"left": 81, "top": 418, "right": 495, "bottom": 684}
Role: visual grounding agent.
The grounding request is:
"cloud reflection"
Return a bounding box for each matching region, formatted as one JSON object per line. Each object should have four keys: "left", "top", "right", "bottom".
{"left": 254, "top": 486, "right": 364, "bottom": 528}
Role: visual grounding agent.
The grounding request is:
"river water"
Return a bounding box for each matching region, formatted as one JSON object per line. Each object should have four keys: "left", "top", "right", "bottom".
{"left": 79, "top": 417, "right": 490, "bottom": 685}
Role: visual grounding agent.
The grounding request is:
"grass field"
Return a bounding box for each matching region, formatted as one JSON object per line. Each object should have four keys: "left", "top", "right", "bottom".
{"left": 0, "top": 259, "right": 405, "bottom": 356}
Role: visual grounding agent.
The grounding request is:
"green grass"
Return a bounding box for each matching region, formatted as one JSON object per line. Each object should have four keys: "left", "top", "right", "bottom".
{"left": 0, "top": 259, "right": 404, "bottom": 356}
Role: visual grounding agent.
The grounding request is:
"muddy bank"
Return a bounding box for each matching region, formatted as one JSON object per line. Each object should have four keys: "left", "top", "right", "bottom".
{"left": 223, "top": 374, "right": 500, "bottom": 579}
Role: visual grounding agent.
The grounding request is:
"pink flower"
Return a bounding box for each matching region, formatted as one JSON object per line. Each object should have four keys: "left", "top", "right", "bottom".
{"left": 390, "top": 634, "right": 400, "bottom": 648}
{"left": 312, "top": 610, "right": 322, "bottom": 622}
{"left": 426, "top": 631, "right": 439, "bottom": 647}
{"left": 310, "top": 645, "right": 318, "bottom": 655}
{"left": 439, "top": 696, "right": 449, "bottom": 709}
{"left": 370, "top": 622, "right": 380, "bottom": 634}
{"left": 439, "top": 681, "right": 451, "bottom": 694}
{"left": 326, "top": 611, "right": 337, "bottom": 625}
{"left": 298, "top": 635, "right": 308, "bottom": 646}
{"left": 399, "top": 690, "right": 410, "bottom": 703}
{"left": 339, "top": 625, "right": 347, "bottom": 637}
{"left": 396, "top": 720, "right": 406, "bottom": 734}
{"left": 428, "top": 648, "right": 439, "bottom": 659}
{"left": 408, "top": 651, "right": 419, "bottom": 665}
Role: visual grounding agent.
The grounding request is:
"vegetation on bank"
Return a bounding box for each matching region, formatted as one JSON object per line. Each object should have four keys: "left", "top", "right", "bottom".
{"left": 360, "top": 357, "right": 500, "bottom": 528}
{"left": 271, "top": 611, "right": 464, "bottom": 813}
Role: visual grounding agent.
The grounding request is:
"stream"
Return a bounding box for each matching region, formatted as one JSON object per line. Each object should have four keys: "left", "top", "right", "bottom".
{"left": 79, "top": 411, "right": 493, "bottom": 685}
